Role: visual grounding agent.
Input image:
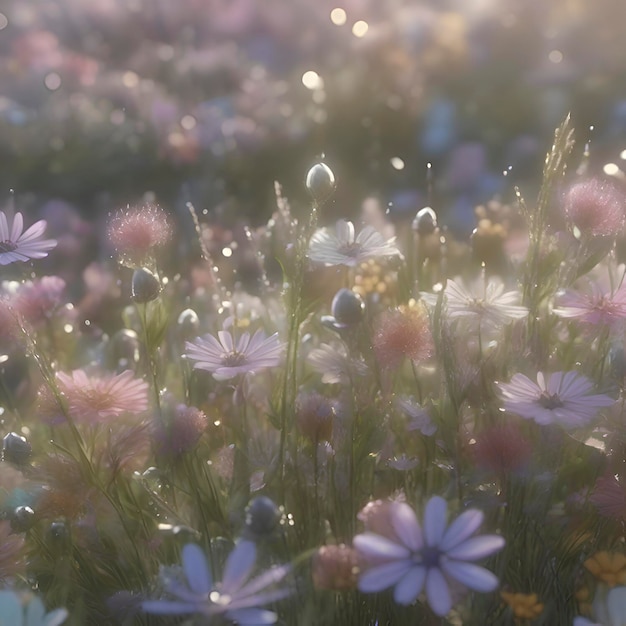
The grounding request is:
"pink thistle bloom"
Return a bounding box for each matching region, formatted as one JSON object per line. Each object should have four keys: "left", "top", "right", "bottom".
{"left": 107, "top": 204, "right": 173, "bottom": 265}
{"left": 497, "top": 371, "right": 615, "bottom": 428}
{"left": 563, "top": 178, "right": 625, "bottom": 237}
{"left": 422, "top": 277, "right": 527, "bottom": 331}
{"left": 308, "top": 219, "right": 400, "bottom": 267}
{"left": 353, "top": 496, "right": 504, "bottom": 616}
{"left": 56, "top": 369, "right": 149, "bottom": 424}
{"left": 553, "top": 283, "right": 626, "bottom": 328}
{"left": 12, "top": 276, "right": 67, "bottom": 327}
{"left": 0, "top": 212, "right": 57, "bottom": 265}
{"left": 184, "top": 329, "right": 283, "bottom": 381}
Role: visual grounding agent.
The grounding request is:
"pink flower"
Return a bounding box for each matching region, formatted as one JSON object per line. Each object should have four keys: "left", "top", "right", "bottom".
{"left": 562, "top": 178, "right": 625, "bottom": 237}
{"left": 56, "top": 369, "right": 149, "bottom": 424}
{"left": 184, "top": 328, "right": 283, "bottom": 380}
{"left": 497, "top": 371, "right": 615, "bottom": 428}
{"left": 12, "top": 276, "right": 67, "bottom": 327}
{"left": 0, "top": 212, "right": 57, "bottom": 265}
{"left": 553, "top": 282, "right": 626, "bottom": 328}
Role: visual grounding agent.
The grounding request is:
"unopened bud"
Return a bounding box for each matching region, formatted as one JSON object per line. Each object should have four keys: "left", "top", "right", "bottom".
{"left": 2, "top": 432, "right": 32, "bottom": 466}
{"left": 131, "top": 268, "right": 161, "bottom": 303}
{"left": 331, "top": 288, "right": 365, "bottom": 328}
{"left": 412, "top": 207, "right": 438, "bottom": 236}
{"left": 306, "top": 163, "right": 336, "bottom": 203}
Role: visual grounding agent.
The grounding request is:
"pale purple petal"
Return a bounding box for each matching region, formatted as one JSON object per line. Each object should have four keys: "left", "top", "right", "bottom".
{"left": 425, "top": 567, "right": 452, "bottom": 616}
{"left": 336, "top": 219, "right": 355, "bottom": 244}
{"left": 440, "top": 560, "right": 500, "bottom": 592}
{"left": 0, "top": 212, "right": 9, "bottom": 240}
{"left": 393, "top": 566, "right": 426, "bottom": 605}
{"left": 423, "top": 496, "right": 447, "bottom": 546}
{"left": 227, "top": 608, "right": 278, "bottom": 624}
{"left": 391, "top": 502, "right": 423, "bottom": 551}
{"left": 10, "top": 212, "right": 24, "bottom": 241}
{"left": 439, "top": 509, "right": 484, "bottom": 552}
{"left": 444, "top": 535, "right": 505, "bottom": 561}
{"left": 358, "top": 561, "right": 413, "bottom": 593}
{"left": 221, "top": 541, "right": 257, "bottom": 595}
{"left": 353, "top": 533, "right": 411, "bottom": 560}
{"left": 235, "top": 564, "right": 291, "bottom": 599}
{"left": 182, "top": 543, "right": 212, "bottom": 594}
{"left": 218, "top": 330, "right": 234, "bottom": 352}
{"left": 142, "top": 600, "right": 197, "bottom": 615}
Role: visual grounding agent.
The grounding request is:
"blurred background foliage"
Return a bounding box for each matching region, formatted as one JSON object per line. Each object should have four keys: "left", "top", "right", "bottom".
{"left": 2, "top": 0, "right": 626, "bottom": 232}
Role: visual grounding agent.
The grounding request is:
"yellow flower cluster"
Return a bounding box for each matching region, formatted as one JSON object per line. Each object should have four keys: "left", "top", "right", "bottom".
{"left": 584, "top": 551, "right": 626, "bottom": 587}
{"left": 500, "top": 591, "right": 544, "bottom": 620}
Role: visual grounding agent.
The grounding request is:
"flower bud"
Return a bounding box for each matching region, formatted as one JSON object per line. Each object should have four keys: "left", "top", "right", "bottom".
{"left": 312, "top": 544, "right": 358, "bottom": 591}
{"left": 412, "top": 207, "right": 438, "bottom": 236}
{"left": 177, "top": 308, "right": 200, "bottom": 342}
{"left": 305, "top": 163, "right": 336, "bottom": 203}
{"left": 244, "top": 496, "right": 282, "bottom": 537}
{"left": 11, "top": 505, "right": 35, "bottom": 532}
{"left": 2, "top": 432, "right": 32, "bottom": 466}
{"left": 131, "top": 268, "right": 161, "bottom": 303}
{"left": 331, "top": 288, "right": 365, "bottom": 328}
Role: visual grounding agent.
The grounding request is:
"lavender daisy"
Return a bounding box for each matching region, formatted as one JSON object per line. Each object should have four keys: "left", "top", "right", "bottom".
{"left": 553, "top": 282, "right": 626, "bottom": 328}
{"left": 421, "top": 277, "right": 527, "bottom": 330}
{"left": 497, "top": 371, "right": 615, "bottom": 427}
{"left": 142, "top": 541, "right": 291, "bottom": 624}
{"left": 185, "top": 328, "right": 283, "bottom": 380}
{"left": 0, "top": 212, "right": 57, "bottom": 265}
{"left": 353, "top": 496, "right": 504, "bottom": 617}
{"left": 308, "top": 219, "right": 400, "bottom": 267}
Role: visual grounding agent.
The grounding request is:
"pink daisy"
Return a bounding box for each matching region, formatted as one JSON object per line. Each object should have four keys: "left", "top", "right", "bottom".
{"left": 497, "top": 371, "right": 615, "bottom": 428}
{"left": 0, "top": 212, "right": 57, "bottom": 265}
{"left": 553, "top": 282, "right": 626, "bottom": 328}
{"left": 56, "top": 369, "right": 149, "bottom": 424}
{"left": 184, "top": 328, "right": 283, "bottom": 380}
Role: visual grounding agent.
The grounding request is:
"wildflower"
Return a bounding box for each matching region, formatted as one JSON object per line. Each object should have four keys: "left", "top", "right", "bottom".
{"left": 0, "top": 211, "right": 57, "bottom": 265}
{"left": 13, "top": 276, "right": 67, "bottom": 327}
{"left": 590, "top": 474, "right": 626, "bottom": 520}
{"left": 585, "top": 552, "right": 626, "bottom": 587}
{"left": 153, "top": 403, "right": 207, "bottom": 459}
{"left": 185, "top": 328, "right": 283, "bottom": 381}
{"left": 372, "top": 305, "right": 433, "bottom": 371}
{"left": 553, "top": 282, "right": 626, "bottom": 328}
{"left": 395, "top": 396, "right": 437, "bottom": 436}
{"left": 55, "top": 369, "right": 149, "bottom": 424}
{"left": 296, "top": 391, "right": 335, "bottom": 442}
{"left": 312, "top": 545, "right": 359, "bottom": 591}
{"left": 107, "top": 204, "right": 173, "bottom": 266}
{"left": 142, "top": 541, "right": 291, "bottom": 623}
{"left": 421, "top": 277, "right": 527, "bottom": 331}
{"left": 307, "top": 342, "right": 368, "bottom": 384}
{"left": 353, "top": 496, "right": 504, "bottom": 616}
{"left": 574, "top": 584, "right": 626, "bottom": 625}
{"left": 0, "top": 590, "right": 68, "bottom": 626}
{"left": 501, "top": 591, "right": 544, "bottom": 619}
{"left": 308, "top": 219, "right": 400, "bottom": 267}
{"left": 305, "top": 162, "right": 336, "bottom": 203}
{"left": 497, "top": 371, "right": 615, "bottom": 428}
{"left": 563, "top": 178, "right": 625, "bottom": 237}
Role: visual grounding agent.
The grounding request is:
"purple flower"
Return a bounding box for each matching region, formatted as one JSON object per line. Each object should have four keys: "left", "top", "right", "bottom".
{"left": 184, "top": 328, "right": 283, "bottom": 380}
{"left": 553, "top": 282, "right": 626, "bottom": 328}
{"left": 308, "top": 219, "right": 400, "bottom": 267}
{"left": 143, "top": 541, "right": 291, "bottom": 624}
{"left": 497, "top": 371, "right": 615, "bottom": 427}
{"left": 0, "top": 212, "right": 57, "bottom": 265}
{"left": 353, "top": 497, "right": 504, "bottom": 617}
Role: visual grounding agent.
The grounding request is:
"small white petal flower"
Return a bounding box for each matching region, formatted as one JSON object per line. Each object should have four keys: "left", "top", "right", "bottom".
{"left": 308, "top": 219, "right": 400, "bottom": 267}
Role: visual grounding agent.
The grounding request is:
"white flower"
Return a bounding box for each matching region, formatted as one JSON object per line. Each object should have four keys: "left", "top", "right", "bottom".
{"left": 308, "top": 219, "right": 400, "bottom": 267}
{"left": 0, "top": 212, "right": 57, "bottom": 265}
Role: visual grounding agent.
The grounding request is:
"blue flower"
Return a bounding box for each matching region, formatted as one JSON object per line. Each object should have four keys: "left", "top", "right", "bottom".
{"left": 0, "top": 590, "right": 67, "bottom": 626}
{"left": 353, "top": 496, "right": 505, "bottom": 617}
{"left": 142, "top": 541, "right": 291, "bottom": 624}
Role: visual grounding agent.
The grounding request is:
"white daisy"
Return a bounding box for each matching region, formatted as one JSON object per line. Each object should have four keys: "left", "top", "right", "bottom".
{"left": 0, "top": 212, "right": 57, "bottom": 265}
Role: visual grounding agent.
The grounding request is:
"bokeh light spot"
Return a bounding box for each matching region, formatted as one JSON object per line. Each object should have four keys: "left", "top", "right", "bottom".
{"left": 330, "top": 8, "right": 347, "bottom": 25}
{"left": 352, "top": 20, "right": 369, "bottom": 37}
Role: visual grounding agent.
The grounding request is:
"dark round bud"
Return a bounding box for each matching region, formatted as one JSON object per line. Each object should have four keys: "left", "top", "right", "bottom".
{"left": 305, "top": 163, "right": 336, "bottom": 203}
{"left": 131, "top": 268, "right": 161, "bottom": 303}
{"left": 245, "top": 496, "right": 281, "bottom": 537}
{"left": 107, "top": 328, "right": 140, "bottom": 370}
{"left": 412, "top": 207, "right": 438, "bottom": 236}
{"left": 2, "top": 432, "right": 32, "bottom": 466}
{"left": 177, "top": 308, "right": 200, "bottom": 341}
{"left": 11, "top": 505, "right": 35, "bottom": 532}
{"left": 48, "top": 520, "right": 69, "bottom": 551}
{"left": 331, "top": 288, "right": 365, "bottom": 328}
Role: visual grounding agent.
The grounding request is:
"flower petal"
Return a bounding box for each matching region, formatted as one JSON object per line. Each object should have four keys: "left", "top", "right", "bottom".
{"left": 182, "top": 543, "right": 212, "bottom": 595}
{"left": 142, "top": 600, "right": 198, "bottom": 615}
{"left": 222, "top": 540, "right": 257, "bottom": 595}
{"left": 353, "top": 533, "right": 411, "bottom": 560}
{"left": 358, "top": 560, "right": 412, "bottom": 593}
{"left": 393, "top": 566, "right": 426, "bottom": 605}
{"left": 425, "top": 567, "right": 452, "bottom": 616}
{"left": 423, "top": 496, "right": 447, "bottom": 547}
{"left": 440, "top": 560, "right": 500, "bottom": 592}
{"left": 445, "top": 535, "right": 505, "bottom": 561}
{"left": 391, "top": 502, "right": 423, "bottom": 552}
{"left": 439, "top": 509, "right": 484, "bottom": 552}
